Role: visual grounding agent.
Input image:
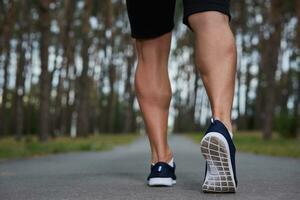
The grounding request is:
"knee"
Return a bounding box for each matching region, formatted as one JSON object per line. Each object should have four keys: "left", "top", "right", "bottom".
{"left": 190, "top": 12, "right": 236, "bottom": 56}
{"left": 136, "top": 52, "right": 162, "bottom": 69}
{"left": 188, "top": 11, "right": 230, "bottom": 33}
{"left": 135, "top": 34, "right": 171, "bottom": 66}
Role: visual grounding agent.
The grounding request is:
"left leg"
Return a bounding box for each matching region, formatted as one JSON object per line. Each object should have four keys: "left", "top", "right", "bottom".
{"left": 188, "top": 11, "right": 236, "bottom": 132}
{"left": 185, "top": 6, "right": 238, "bottom": 192}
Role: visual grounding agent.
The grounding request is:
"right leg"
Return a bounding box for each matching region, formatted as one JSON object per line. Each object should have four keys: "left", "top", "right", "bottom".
{"left": 134, "top": 32, "right": 173, "bottom": 164}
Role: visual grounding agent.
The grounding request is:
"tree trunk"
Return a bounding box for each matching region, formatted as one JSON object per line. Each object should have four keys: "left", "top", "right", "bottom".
{"left": 38, "top": 0, "right": 51, "bottom": 141}
{"left": 13, "top": 0, "right": 28, "bottom": 140}
{"left": 0, "top": 0, "right": 15, "bottom": 136}
{"left": 261, "top": 0, "right": 284, "bottom": 139}
{"left": 76, "top": 0, "right": 92, "bottom": 137}
{"left": 294, "top": 1, "right": 300, "bottom": 136}
{"left": 55, "top": 0, "right": 75, "bottom": 135}
{"left": 13, "top": 37, "right": 26, "bottom": 140}
{"left": 243, "top": 63, "right": 252, "bottom": 129}
{"left": 105, "top": 0, "right": 117, "bottom": 133}
{"left": 0, "top": 0, "right": 14, "bottom": 55}
{"left": 236, "top": 56, "right": 241, "bottom": 126}
{"left": 123, "top": 54, "right": 135, "bottom": 133}
{"left": 0, "top": 0, "right": 16, "bottom": 137}
{"left": 191, "top": 66, "right": 199, "bottom": 130}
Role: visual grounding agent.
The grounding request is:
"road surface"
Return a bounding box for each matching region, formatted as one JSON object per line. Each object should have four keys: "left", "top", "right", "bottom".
{"left": 1, "top": 135, "right": 300, "bottom": 200}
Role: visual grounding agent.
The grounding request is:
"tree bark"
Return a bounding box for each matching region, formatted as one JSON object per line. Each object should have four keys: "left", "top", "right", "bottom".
{"left": 55, "top": 0, "right": 75, "bottom": 135}
{"left": 38, "top": 0, "right": 52, "bottom": 141}
{"left": 13, "top": 0, "right": 28, "bottom": 140}
{"left": 294, "top": 1, "right": 300, "bottom": 136}
{"left": 105, "top": 0, "right": 117, "bottom": 133}
{"left": 191, "top": 66, "right": 199, "bottom": 130}
{"left": 0, "top": 0, "right": 15, "bottom": 136}
{"left": 243, "top": 63, "right": 252, "bottom": 129}
{"left": 123, "top": 53, "right": 136, "bottom": 133}
{"left": 76, "top": 0, "right": 92, "bottom": 137}
{"left": 14, "top": 38, "right": 26, "bottom": 140}
{"left": 261, "top": 0, "right": 284, "bottom": 139}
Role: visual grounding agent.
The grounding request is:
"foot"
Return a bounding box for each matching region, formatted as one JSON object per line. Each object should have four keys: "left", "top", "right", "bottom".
{"left": 200, "top": 118, "right": 237, "bottom": 193}
{"left": 147, "top": 159, "right": 176, "bottom": 187}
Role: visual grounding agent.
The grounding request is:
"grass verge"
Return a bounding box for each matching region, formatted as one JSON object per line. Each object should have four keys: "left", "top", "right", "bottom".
{"left": 186, "top": 131, "right": 300, "bottom": 158}
{"left": 0, "top": 134, "right": 139, "bottom": 159}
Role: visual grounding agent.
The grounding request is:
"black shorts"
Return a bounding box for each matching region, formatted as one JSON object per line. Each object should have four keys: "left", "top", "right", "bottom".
{"left": 126, "top": 0, "right": 231, "bottom": 39}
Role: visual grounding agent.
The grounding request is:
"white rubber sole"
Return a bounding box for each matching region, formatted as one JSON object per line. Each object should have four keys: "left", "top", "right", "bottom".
{"left": 200, "top": 132, "right": 237, "bottom": 193}
{"left": 148, "top": 178, "right": 176, "bottom": 187}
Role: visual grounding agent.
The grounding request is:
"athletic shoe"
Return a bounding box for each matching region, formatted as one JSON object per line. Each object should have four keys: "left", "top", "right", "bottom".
{"left": 200, "top": 118, "right": 238, "bottom": 192}
{"left": 147, "top": 161, "right": 176, "bottom": 186}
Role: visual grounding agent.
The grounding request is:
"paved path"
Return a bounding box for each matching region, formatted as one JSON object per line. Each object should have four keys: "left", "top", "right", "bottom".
{"left": 1, "top": 135, "right": 300, "bottom": 200}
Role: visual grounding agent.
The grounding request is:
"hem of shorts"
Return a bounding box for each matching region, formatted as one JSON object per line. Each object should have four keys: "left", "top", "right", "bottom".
{"left": 130, "top": 24, "right": 174, "bottom": 39}
{"left": 183, "top": 6, "right": 231, "bottom": 30}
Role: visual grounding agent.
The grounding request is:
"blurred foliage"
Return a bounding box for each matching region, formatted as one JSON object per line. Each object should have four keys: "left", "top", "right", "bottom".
{"left": 275, "top": 113, "right": 298, "bottom": 138}
{"left": 187, "top": 131, "right": 300, "bottom": 158}
{"left": 0, "top": 134, "right": 139, "bottom": 159}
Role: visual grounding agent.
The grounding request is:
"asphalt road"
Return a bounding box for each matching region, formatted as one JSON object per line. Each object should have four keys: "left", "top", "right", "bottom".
{"left": 1, "top": 135, "right": 300, "bottom": 200}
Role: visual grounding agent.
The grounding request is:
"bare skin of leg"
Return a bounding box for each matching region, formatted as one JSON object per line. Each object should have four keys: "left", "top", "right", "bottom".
{"left": 188, "top": 11, "right": 237, "bottom": 132}
{"left": 134, "top": 32, "right": 173, "bottom": 164}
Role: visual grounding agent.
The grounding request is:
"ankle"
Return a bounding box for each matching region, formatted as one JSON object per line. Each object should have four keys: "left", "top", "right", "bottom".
{"left": 156, "top": 149, "right": 173, "bottom": 163}
{"left": 223, "top": 121, "right": 233, "bottom": 132}
{"left": 151, "top": 156, "right": 157, "bottom": 164}
{"left": 213, "top": 116, "right": 233, "bottom": 132}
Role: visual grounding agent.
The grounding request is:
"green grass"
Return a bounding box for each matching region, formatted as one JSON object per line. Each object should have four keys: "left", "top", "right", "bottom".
{"left": 186, "top": 131, "right": 300, "bottom": 158}
{"left": 0, "top": 134, "right": 139, "bottom": 159}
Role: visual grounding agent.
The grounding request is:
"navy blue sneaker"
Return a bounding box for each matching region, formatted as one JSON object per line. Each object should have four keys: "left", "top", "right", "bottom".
{"left": 147, "top": 161, "right": 176, "bottom": 186}
{"left": 200, "top": 118, "right": 238, "bottom": 192}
